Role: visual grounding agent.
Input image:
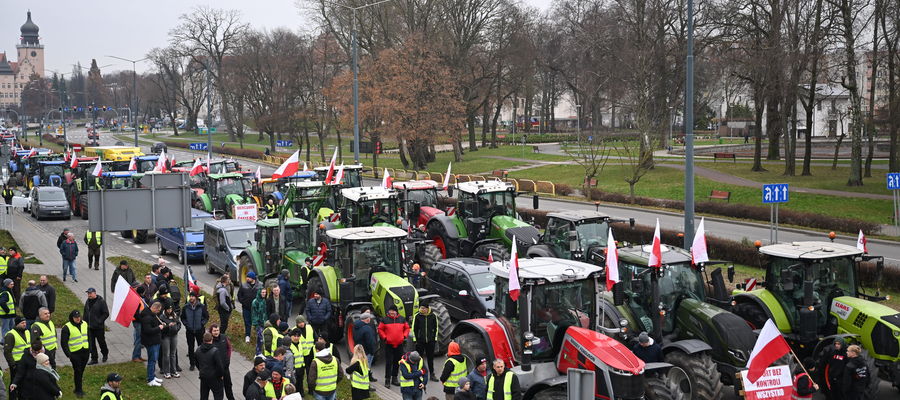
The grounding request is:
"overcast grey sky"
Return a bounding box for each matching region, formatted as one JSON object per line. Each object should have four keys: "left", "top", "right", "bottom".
{"left": 1, "top": 0, "right": 553, "bottom": 78}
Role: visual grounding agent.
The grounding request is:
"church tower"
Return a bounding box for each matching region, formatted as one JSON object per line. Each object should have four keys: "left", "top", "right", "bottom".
{"left": 16, "top": 11, "right": 44, "bottom": 81}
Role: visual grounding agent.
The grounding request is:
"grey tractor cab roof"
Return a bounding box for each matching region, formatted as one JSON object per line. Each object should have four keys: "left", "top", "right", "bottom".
{"left": 489, "top": 257, "right": 601, "bottom": 282}
{"left": 315, "top": 164, "right": 363, "bottom": 171}
{"left": 325, "top": 226, "right": 408, "bottom": 241}
{"left": 456, "top": 180, "right": 514, "bottom": 195}
{"left": 340, "top": 186, "right": 397, "bottom": 202}
{"left": 285, "top": 180, "right": 326, "bottom": 188}
{"left": 546, "top": 210, "right": 611, "bottom": 222}
{"left": 617, "top": 244, "right": 693, "bottom": 265}
{"left": 759, "top": 241, "right": 863, "bottom": 260}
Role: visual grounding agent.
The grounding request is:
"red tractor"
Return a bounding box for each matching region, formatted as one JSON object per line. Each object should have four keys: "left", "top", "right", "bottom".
{"left": 449, "top": 257, "right": 684, "bottom": 399}
{"left": 392, "top": 179, "right": 445, "bottom": 228}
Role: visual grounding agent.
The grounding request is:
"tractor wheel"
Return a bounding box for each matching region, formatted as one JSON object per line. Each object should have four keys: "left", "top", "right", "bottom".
{"left": 419, "top": 244, "right": 443, "bottom": 270}
{"left": 429, "top": 301, "right": 454, "bottom": 354}
{"left": 473, "top": 243, "right": 509, "bottom": 262}
{"left": 72, "top": 196, "right": 81, "bottom": 217}
{"left": 644, "top": 369, "right": 687, "bottom": 400}
{"left": 531, "top": 386, "right": 567, "bottom": 400}
{"left": 456, "top": 332, "right": 489, "bottom": 373}
{"left": 157, "top": 239, "right": 166, "bottom": 255}
{"left": 133, "top": 230, "right": 148, "bottom": 244}
{"left": 732, "top": 302, "right": 768, "bottom": 330}
{"left": 121, "top": 230, "right": 133, "bottom": 239}
{"left": 663, "top": 351, "right": 723, "bottom": 400}
{"left": 344, "top": 309, "right": 381, "bottom": 358}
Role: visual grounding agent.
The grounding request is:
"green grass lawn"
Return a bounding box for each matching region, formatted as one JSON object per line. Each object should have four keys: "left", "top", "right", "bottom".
{"left": 22, "top": 272, "right": 84, "bottom": 328}
{"left": 0, "top": 230, "right": 42, "bottom": 264}
{"left": 701, "top": 163, "right": 895, "bottom": 196}
{"left": 3, "top": 360, "right": 176, "bottom": 400}
{"left": 509, "top": 164, "right": 895, "bottom": 224}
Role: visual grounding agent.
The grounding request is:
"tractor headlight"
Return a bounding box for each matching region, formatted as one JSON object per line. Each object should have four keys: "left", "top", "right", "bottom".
{"left": 185, "top": 242, "right": 196, "bottom": 247}
{"left": 894, "top": 330, "right": 899, "bottom": 337}
{"left": 394, "top": 298, "right": 401, "bottom": 304}
{"left": 619, "top": 318, "right": 628, "bottom": 328}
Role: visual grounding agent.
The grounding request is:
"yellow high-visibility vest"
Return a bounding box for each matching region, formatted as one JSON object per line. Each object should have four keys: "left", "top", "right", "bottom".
{"left": 0, "top": 290, "right": 14, "bottom": 317}
{"left": 487, "top": 371, "right": 516, "bottom": 400}
{"left": 10, "top": 329, "right": 30, "bottom": 361}
{"left": 350, "top": 361, "right": 370, "bottom": 390}
{"left": 35, "top": 320, "right": 57, "bottom": 350}
{"left": 64, "top": 321, "right": 88, "bottom": 352}
{"left": 314, "top": 357, "right": 338, "bottom": 392}
{"left": 263, "top": 377, "right": 292, "bottom": 399}
{"left": 444, "top": 357, "right": 467, "bottom": 388}
{"left": 84, "top": 231, "right": 102, "bottom": 245}
{"left": 399, "top": 358, "right": 424, "bottom": 388}
{"left": 289, "top": 341, "right": 305, "bottom": 368}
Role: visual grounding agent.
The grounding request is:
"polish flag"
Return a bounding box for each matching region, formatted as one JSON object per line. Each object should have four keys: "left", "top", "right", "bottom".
{"left": 64, "top": 150, "right": 71, "bottom": 163}
{"left": 382, "top": 168, "right": 392, "bottom": 188}
{"left": 487, "top": 250, "right": 494, "bottom": 263}
{"left": 189, "top": 158, "right": 204, "bottom": 176}
{"left": 255, "top": 166, "right": 262, "bottom": 182}
{"left": 324, "top": 148, "right": 338, "bottom": 184}
{"left": 649, "top": 219, "right": 662, "bottom": 268}
{"left": 184, "top": 266, "right": 200, "bottom": 295}
{"left": 169, "top": 154, "right": 175, "bottom": 166}
{"left": 110, "top": 276, "right": 143, "bottom": 327}
{"left": 333, "top": 164, "right": 345, "bottom": 185}
{"left": 508, "top": 238, "right": 520, "bottom": 301}
{"left": 155, "top": 151, "right": 168, "bottom": 173}
{"left": 691, "top": 218, "right": 709, "bottom": 265}
{"left": 606, "top": 228, "right": 619, "bottom": 291}
{"left": 128, "top": 157, "right": 136, "bottom": 171}
{"left": 442, "top": 163, "right": 452, "bottom": 190}
{"left": 25, "top": 148, "right": 36, "bottom": 158}
{"left": 273, "top": 150, "right": 300, "bottom": 179}
{"left": 746, "top": 319, "right": 791, "bottom": 383}
{"left": 91, "top": 160, "right": 103, "bottom": 177}
{"left": 857, "top": 230, "right": 867, "bottom": 253}
{"left": 70, "top": 154, "right": 79, "bottom": 169}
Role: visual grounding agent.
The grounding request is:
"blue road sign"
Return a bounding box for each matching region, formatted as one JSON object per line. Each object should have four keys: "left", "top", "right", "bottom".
{"left": 888, "top": 173, "right": 900, "bottom": 190}
{"left": 587, "top": 135, "right": 593, "bottom": 141}
{"left": 276, "top": 140, "right": 293, "bottom": 147}
{"left": 189, "top": 142, "right": 208, "bottom": 151}
{"left": 762, "top": 184, "right": 789, "bottom": 204}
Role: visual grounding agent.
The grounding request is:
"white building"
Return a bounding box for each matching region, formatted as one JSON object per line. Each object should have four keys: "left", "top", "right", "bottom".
{"left": 796, "top": 84, "right": 851, "bottom": 138}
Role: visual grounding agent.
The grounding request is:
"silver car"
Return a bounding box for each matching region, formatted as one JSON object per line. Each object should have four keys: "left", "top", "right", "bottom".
{"left": 29, "top": 186, "right": 71, "bottom": 220}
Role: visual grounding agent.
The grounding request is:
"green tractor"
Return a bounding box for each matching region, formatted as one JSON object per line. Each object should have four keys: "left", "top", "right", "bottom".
{"left": 322, "top": 186, "right": 401, "bottom": 230}
{"left": 191, "top": 172, "right": 258, "bottom": 219}
{"left": 524, "top": 210, "right": 635, "bottom": 263}
{"left": 314, "top": 164, "right": 364, "bottom": 188}
{"left": 423, "top": 181, "right": 540, "bottom": 267}
{"left": 601, "top": 244, "right": 757, "bottom": 399}
{"left": 717, "top": 241, "right": 898, "bottom": 394}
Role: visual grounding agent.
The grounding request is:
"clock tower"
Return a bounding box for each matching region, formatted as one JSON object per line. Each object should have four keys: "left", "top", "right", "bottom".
{"left": 16, "top": 10, "right": 44, "bottom": 81}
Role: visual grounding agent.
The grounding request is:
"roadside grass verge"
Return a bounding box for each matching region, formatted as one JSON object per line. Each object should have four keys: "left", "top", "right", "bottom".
{"left": 701, "top": 163, "right": 894, "bottom": 196}
{"left": 0, "top": 229, "right": 42, "bottom": 264}
{"left": 3, "top": 360, "right": 176, "bottom": 400}
{"left": 22, "top": 272, "right": 84, "bottom": 327}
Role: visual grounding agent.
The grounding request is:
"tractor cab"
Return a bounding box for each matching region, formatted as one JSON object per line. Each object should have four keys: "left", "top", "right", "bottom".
{"left": 94, "top": 171, "right": 138, "bottom": 190}
{"left": 280, "top": 181, "right": 330, "bottom": 222}
{"left": 118, "top": 155, "right": 159, "bottom": 173}
{"left": 262, "top": 171, "right": 320, "bottom": 201}
{"left": 24, "top": 153, "right": 63, "bottom": 177}
{"left": 334, "top": 186, "right": 400, "bottom": 228}
{"left": 315, "top": 164, "right": 364, "bottom": 188}
{"left": 192, "top": 173, "right": 256, "bottom": 218}
{"left": 248, "top": 218, "right": 313, "bottom": 283}
{"left": 393, "top": 180, "right": 443, "bottom": 228}
{"left": 206, "top": 158, "right": 245, "bottom": 175}
{"left": 32, "top": 160, "right": 67, "bottom": 188}
{"left": 527, "top": 210, "right": 623, "bottom": 263}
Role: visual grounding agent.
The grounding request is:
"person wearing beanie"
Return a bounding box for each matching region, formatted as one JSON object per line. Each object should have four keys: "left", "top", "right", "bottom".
{"left": 238, "top": 271, "right": 260, "bottom": 344}
{"left": 110, "top": 260, "right": 136, "bottom": 292}
{"left": 4, "top": 316, "right": 30, "bottom": 399}
{"left": 631, "top": 332, "right": 662, "bottom": 363}
{"left": 441, "top": 341, "right": 467, "bottom": 398}
{"left": 308, "top": 340, "right": 340, "bottom": 400}
{"left": 294, "top": 314, "right": 316, "bottom": 384}
{"left": 286, "top": 329, "right": 308, "bottom": 394}
{"left": 83, "top": 287, "right": 110, "bottom": 364}
{"left": 263, "top": 313, "right": 283, "bottom": 357}
{"left": 412, "top": 303, "right": 439, "bottom": 382}
{"left": 0, "top": 278, "right": 16, "bottom": 341}
{"left": 819, "top": 337, "right": 848, "bottom": 400}
{"left": 196, "top": 332, "right": 225, "bottom": 399}
{"left": 465, "top": 356, "right": 489, "bottom": 400}
{"left": 378, "top": 305, "right": 410, "bottom": 388}
{"left": 243, "top": 356, "right": 269, "bottom": 397}
{"left": 244, "top": 369, "right": 270, "bottom": 400}
{"left": 11, "top": 342, "right": 43, "bottom": 397}
{"left": 267, "top": 364, "right": 292, "bottom": 400}
{"left": 181, "top": 289, "right": 209, "bottom": 371}
{"left": 60, "top": 310, "right": 89, "bottom": 397}
{"left": 305, "top": 289, "right": 332, "bottom": 338}
{"left": 353, "top": 312, "right": 377, "bottom": 382}
{"left": 29, "top": 352, "right": 61, "bottom": 400}
{"left": 400, "top": 350, "right": 427, "bottom": 400}
{"left": 456, "top": 376, "right": 476, "bottom": 400}
{"left": 251, "top": 287, "right": 269, "bottom": 355}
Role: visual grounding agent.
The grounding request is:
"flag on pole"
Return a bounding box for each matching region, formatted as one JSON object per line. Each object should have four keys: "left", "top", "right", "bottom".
{"left": 302, "top": 162, "right": 308, "bottom": 171}
{"left": 606, "top": 228, "right": 619, "bottom": 291}
{"left": 487, "top": 250, "right": 494, "bottom": 263}
{"left": 128, "top": 157, "right": 136, "bottom": 171}
{"left": 255, "top": 166, "right": 262, "bottom": 182}
{"left": 169, "top": 154, "right": 175, "bottom": 165}
{"left": 691, "top": 217, "right": 709, "bottom": 265}
{"left": 183, "top": 265, "right": 200, "bottom": 295}
{"left": 91, "top": 160, "right": 103, "bottom": 177}
{"left": 25, "top": 148, "right": 36, "bottom": 158}
{"left": 746, "top": 319, "right": 791, "bottom": 383}
{"left": 272, "top": 150, "right": 300, "bottom": 179}
{"left": 70, "top": 154, "right": 79, "bottom": 169}
{"left": 334, "top": 163, "right": 345, "bottom": 185}
{"left": 509, "top": 238, "right": 520, "bottom": 301}
{"left": 324, "top": 148, "right": 338, "bottom": 184}
{"left": 154, "top": 150, "right": 168, "bottom": 173}
{"left": 382, "top": 168, "right": 392, "bottom": 188}
{"left": 649, "top": 219, "right": 662, "bottom": 268}
{"left": 857, "top": 230, "right": 867, "bottom": 253}
{"left": 442, "top": 163, "right": 452, "bottom": 190}
{"left": 64, "top": 150, "right": 71, "bottom": 163}
{"left": 189, "top": 158, "right": 204, "bottom": 176}
{"left": 110, "top": 276, "right": 143, "bottom": 327}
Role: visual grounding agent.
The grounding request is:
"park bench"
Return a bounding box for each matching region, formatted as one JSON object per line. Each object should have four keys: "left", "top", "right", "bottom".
{"left": 708, "top": 190, "right": 731, "bottom": 202}
{"left": 713, "top": 152, "right": 736, "bottom": 163}
{"left": 492, "top": 170, "right": 508, "bottom": 178}
{"left": 584, "top": 177, "right": 598, "bottom": 187}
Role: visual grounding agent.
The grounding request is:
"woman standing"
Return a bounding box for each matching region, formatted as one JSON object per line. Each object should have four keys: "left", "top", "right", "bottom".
{"left": 345, "top": 344, "right": 371, "bottom": 400}
{"left": 160, "top": 304, "right": 182, "bottom": 379}
{"left": 29, "top": 353, "right": 62, "bottom": 399}
{"left": 251, "top": 287, "right": 269, "bottom": 355}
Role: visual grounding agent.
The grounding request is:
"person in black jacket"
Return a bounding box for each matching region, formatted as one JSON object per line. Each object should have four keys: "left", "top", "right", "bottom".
{"left": 242, "top": 356, "right": 268, "bottom": 397}
{"left": 818, "top": 337, "right": 848, "bottom": 400}
{"left": 842, "top": 345, "right": 869, "bottom": 400}
{"left": 631, "top": 332, "right": 663, "bottom": 363}
{"left": 19, "top": 280, "right": 47, "bottom": 326}
{"left": 141, "top": 301, "right": 164, "bottom": 386}
{"left": 196, "top": 332, "right": 225, "bottom": 400}
{"left": 237, "top": 272, "right": 260, "bottom": 343}
{"left": 244, "top": 369, "right": 270, "bottom": 400}
{"left": 60, "top": 310, "right": 89, "bottom": 397}
{"left": 160, "top": 304, "right": 182, "bottom": 379}
{"left": 412, "top": 304, "right": 439, "bottom": 381}
{"left": 83, "top": 287, "right": 109, "bottom": 364}
{"left": 6, "top": 248, "right": 24, "bottom": 301}
{"left": 210, "top": 323, "right": 235, "bottom": 400}
{"left": 110, "top": 260, "right": 136, "bottom": 292}
{"left": 181, "top": 291, "right": 209, "bottom": 371}
{"left": 10, "top": 342, "right": 43, "bottom": 398}
{"left": 27, "top": 352, "right": 61, "bottom": 400}
{"left": 56, "top": 228, "right": 69, "bottom": 249}
{"left": 266, "top": 285, "right": 289, "bottom": 323}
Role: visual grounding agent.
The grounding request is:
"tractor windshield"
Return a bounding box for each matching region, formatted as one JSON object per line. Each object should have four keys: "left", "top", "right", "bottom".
{"left": 459, "top": 190, "right": 515, "bottom": 219}
{"left": 216, "top": 178, "right": 248, "bottom": 198}
{"left": 102, "top": 178, "right": 132, "bottom": 189}
{"left": 351, "top": 239, "right": 402, "bottom": 276}
{"left": 768, "top": 256, "right": 857, "bottom": 326}
{"left": 531, "top": 280, "right": 595, "bottom": 360}
{"left": 42, "top": 165, "right": 64, "bottom": 177}
{"left": 620, "top": 262, "right": 704, "bottom": 334}
{"left": 575, "top": 220, "right": 609, "bottom": 250}
{"left": 405, "top": 189, "right": 437, "bottom": 207}
{"left": 358, "top": 199, "right": 398, "bottom": 226}
{"left": 282, "top": 224, "right": 311, "bottom": 251}
{"left": 136, "top": 159, "right": 156, "bottom": 173}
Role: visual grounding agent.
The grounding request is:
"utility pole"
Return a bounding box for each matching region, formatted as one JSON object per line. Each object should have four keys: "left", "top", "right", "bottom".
{"left": 106, "top": 55, "right": 148, "bottom": 147}
{"left": 206, "top": 65, "right": 213, "bottom": 161}
{"left": 683, "top": 0, "right": 696, "bottom": 247}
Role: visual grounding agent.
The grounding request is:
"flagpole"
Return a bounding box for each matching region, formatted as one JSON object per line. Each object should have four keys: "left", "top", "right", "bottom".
{"left": 788, "top": 346, "right": 812, "bottom": 378}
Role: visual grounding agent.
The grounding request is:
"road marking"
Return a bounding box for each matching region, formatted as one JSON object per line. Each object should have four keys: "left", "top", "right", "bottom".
{"left": 142, "top": 249, "right": 151, "bottom": 254}
{"left": 132, "top": 245, "right": 141, "bottom": 249}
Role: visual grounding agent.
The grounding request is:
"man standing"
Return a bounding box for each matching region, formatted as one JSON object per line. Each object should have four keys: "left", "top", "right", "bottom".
{"left": 631, "top": 332, "right": 662, "bottom": 363}
{"left": 244, "top": 369, "right": 270, "bottom": 400}
{"left": 2, "top": 186, "right": 14, "bottom": 214}
{"left": 180, "top": 290, "right": 208, "bottom": 371}
{"left": 399, "top": 351, "right": 426, "bottom": 400}
{"left": 56, "top": 228, "right": 69, "bottom": 249}
{"left": 308, "top": 341, "right": 340, "bottom": 400}
{"left": 140, "top": 275, "right": 157, "bottom": 301}
{"left": 242, "top": 356, "right": 267, "bottom": 397}
{"left": 353, "top": 312, "right": 377, "bottom": 382}
{"left": 378, "top": 305, "right": 410, "bottom": 388}
{"left": 196, "top": 332, "right": 225, "bottom": 400}
{"left": 60, "top": 310, "right": 89, "bottom": 398}
{"left": 83, "top": 287, "right": 109, "bottom": 364}
{"left": 0, "top": 279, "right": 16, "bottom": 341}
{"left": 842, "top": 345, "right": 870, "bottom": 400}
{"left": 237, "top": 271, "right": 259, "bottom": 344}
{"left": 110, "top": 260, "right": 136, "bottom": 292}
{"left": 277, "top": 269, "right": 293, "bottom": 317}
{"left": 441, "top": 342, "right": 467, "bottom": 399}
{"left": 215, "top": 275, "right": 233, "bottom": 335}
{"left": 3, "top": 317, "right": 29, "bottom": 400}
{"left": 0, "top": 248, "right": 8, "bottom": 282}
{"left": 59, "top": 232, "right": 79, "bottom": 282}
{"left": 412, "top": 304, "right": 439, "bottom": 382}
{"left": 83, "top": 230, "right": 102, "bottom": 270}
{"left": 487, "top": 360, "right": 522, "bottom": 400}
{"left": 19, "top": 280, "right": 46, "bottom": 327}
{"left": 819, "top": 337, "right": 848, "bottom": 400}
{"left": 30, "top": 307, "right": 57, "bottom": 368}
{"left": 131, "top": 287, "right": 146, "bottom": 363}
{"left": 6, "top": 247, "right": 23, "bottom": 300}
{"left": 465, "top": 357, "right": 488, "bottom": 400}
{"left": 37, "top": 275, "right": 56, "bottom": 314}
{"left": 210, "top": 323, "right": 235, "bottom": 400}
{"left": 305, "top": 290, "right": 331, "bottom": 338}
{"left": 100, "top": 373, "right": 124, "bottom": 400}
{"left": 141, "top": 301, "right": 164, "bottom": 387}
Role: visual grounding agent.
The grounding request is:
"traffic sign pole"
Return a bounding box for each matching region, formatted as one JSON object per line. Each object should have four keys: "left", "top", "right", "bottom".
{"left": 763, "top": 183, "right": 789, "bottom": 244}
{"left": 889, "top": 173, "right": 900, "bottom": 227}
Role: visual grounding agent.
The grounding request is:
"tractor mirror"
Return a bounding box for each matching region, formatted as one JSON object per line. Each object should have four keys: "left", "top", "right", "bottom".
{"left": 533, "top": 195, "right": 539, "bottom": 210}
{"left": 727, "top": 265, "right": 735, "bottom": 283}
{"left": 458, "top": 290, "right": 468, "bottom": 297}
{"left": 568, "top": 231, "right": 579, "bottom": 252}
{"left": 446, "top": 186, "right": 454, "bottom": 197}
{"left": 613, "top": 282, "right": 625, "bottom": 306}
{"left": 254, "top": 231, "right": 261, "bottom": 243}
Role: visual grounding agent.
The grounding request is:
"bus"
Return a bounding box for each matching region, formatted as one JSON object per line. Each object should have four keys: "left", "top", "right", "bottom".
{"left": 82, "top": 146, "right": 144, "bottom": 161}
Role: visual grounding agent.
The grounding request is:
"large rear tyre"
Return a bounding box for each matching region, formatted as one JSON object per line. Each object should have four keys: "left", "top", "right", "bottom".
{"left": 133, "top": 230, "right": 148, "bottom": 244}
{"left": 419, "top": 244, "right": 443, "bottom": 270}
{"left": 238, "top": 255, "right": 256, "bottom": 282}
{"left": 455, "top": 332, "right": 488, "bottom": 373}
{"left": 663, "top": 351, "right": 723, "bottom": 400}
{"left": 121, "top": 230, "right": 133, "bottom": 239}
{"left": 645, "top": 369, "right": 687, "bottom": 400}
{"left": 733, "top": 302, "right": 768, "bottom": 330}
{"left": 530, "top": 386, "right": 567, "bottom": 400}
{"left": 473, "top": 242, "right": 509, "bottom": 262}
{"left": 429, "top": 301, "right": 454, "bottom": 354}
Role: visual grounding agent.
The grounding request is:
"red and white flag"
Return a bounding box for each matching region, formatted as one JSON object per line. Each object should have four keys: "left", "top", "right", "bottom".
{"left": 857, "top": 230, "right": 867, "bottom": 253}
{"left": 91, "top": 160, "right": 103, "bottom": 177}
{"left": 110, "top": 276, "right": 143, "bottom": 327}
{"left": 70, "top": 154, "right": 79, "bottom": 169}
{"left": 442, "top": 163, "right": 452, "bottom": 190}
{"left": 333, "top": 163, "right": 345, "bottom": 185}
{"left": 746, "top": 319, "right": 791, "bottom": 383}
{"left": 169, "top": 154, "right": 175, "bottom": 165}
{"left": 691, "top": 217, "right": 709, "bottom": 265}
{"left": 382, "top": 168, "right": 392, "bottom": 188}
{"left": 255, "top": 166, "right": 262, "bottom": 182}
{"left": 128, "top": 157, "right": 136, "bottom": 171}
{"left": 64, "top": 150, "right": 71, "bottom": 163}
{"left": 508, "top": 238, "right": 520, "bottom": 301}
{"left": 273, "top": 150, "right": 300, "bottom": 179}
{"left": 189, "top": 158, "right": 204, "bottom": 176}
{"left": 25, "top": 148, "right": 36, "bottom": 158}
{"left": 154, "top": 150, "right": 168, "bottom": 173}
{"left": 487, "top": 250, "right": 494, "bottom": 263}
{"left": 606, "top": 228, "right": 619, "bottom": 291}
{"left": 324, "top": 148, "right": 339, "bottom": 184}
{"left": 649, "top": 219, "right": 662, "bottom": 268}
{"left": 184, "top": 266, "right": 200, "bottom": 295}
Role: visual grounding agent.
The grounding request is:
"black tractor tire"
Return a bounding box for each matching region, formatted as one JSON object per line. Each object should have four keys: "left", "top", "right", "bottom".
{"left": 473, "top": 242, "right": 509, "bottom": 262}
{"left": 456, "top": 332, "right": 489, "bottom": 373}
{"left": 72, "top": 196, "right": 81, "bottom": 217}
{"left": 157, "top": 239, "right": 166, "bottom": 256}
{"left": 663, "top": 351, "right": 723, "bottom": 400}
{"left": 645, "top": 369, "right": 688, "bottom": 400}
{"left": 419, "top": 244, "right": 443, "bottom": 270}
{"left": 121, "top": 230, "right": 133, "bottom": 239}
{"left": 531, "top": 386, "right": 567, "bottom": 400}
{"left": 133, "top": 230, "right": 148, "bottom": 244}
{"left": 429, "top": 301, "right": 454, "bottom": 354}
{"left": 237, "top": 255, "right": 256, "bottom": 280}
{"left": 732, "top": 302, "right": 768, "bottom": 330}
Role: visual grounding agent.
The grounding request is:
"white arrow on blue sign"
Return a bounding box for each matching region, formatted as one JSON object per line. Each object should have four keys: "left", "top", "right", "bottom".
{"left": 189, "top": 142, "right": 208, "bottom": 151}
{"left": 888, "top": 173, "right": 900, "bottom": 190}
{"left": 762, "top": 183, "right": 789, "bottom": 203}
{"left": 276, "top": 140, "right": 293, "bottom": 147}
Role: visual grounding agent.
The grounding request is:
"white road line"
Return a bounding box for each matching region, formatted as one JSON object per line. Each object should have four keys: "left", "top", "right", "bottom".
{"left": 132, "top": 245, "right": 141, "bottom": 249}
{"left": 142, "top": 249, "right": 151, "bottom": 253}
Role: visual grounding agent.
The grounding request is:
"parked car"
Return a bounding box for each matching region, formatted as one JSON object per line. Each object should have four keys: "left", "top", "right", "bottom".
{"left": 28, "top": 186, "right": 71, "bottom": 220}
{"left": 424, "top": 258, "right": 495, "bottom": 320}
{"left": 151, "top": 143, "right": 167, "bottom": 154}
{"left": 157, "top": 209, "right": 214, "bottom": 264}
{"left": 203, "top": 218, "right": 256, "bottom": 282}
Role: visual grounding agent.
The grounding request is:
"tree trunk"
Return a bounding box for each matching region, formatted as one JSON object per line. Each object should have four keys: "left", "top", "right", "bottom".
{"left": 336, "top": 127, "right": 343, "bottom": 161}
{"left": 784, "top": 101, "right": 797, "bottom": 176}
{"left": 766, "top": 98, "right": 781, "bottom": 160}
{"left": 802, "top": 0, "right": 823, "bottom": 176}
{"left": 840, "top": 0, "right": 864, "bottom": 186}
{"left": 888, "top": 34, "right": 899, "bottom": 171}
{"left": 481, "top": 101, "right": 490, "bottom": 147}
{"left": 865, "top": 0, "right": 881, "bottom": 178}
{"left": 303, "top": 126, "right": 311, "bottom": 162}
{"left": 752, "top": 96, "right": 766, "bottom": 172}
{"left": 399, "top": 139, "right": 410, "bottom": 169}
{"left": 833, "top": 134, "right": 845, "bottom": 170}
{"left": 467, "top": 112, "right": 478, "bottom": 152}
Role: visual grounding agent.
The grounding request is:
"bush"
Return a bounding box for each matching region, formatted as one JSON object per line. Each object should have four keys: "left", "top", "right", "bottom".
{"left": 555, "top": 183, "right": 574, "bottom": 196}
{"left": 163, "top": 140, "right": 266, "bottom": 159}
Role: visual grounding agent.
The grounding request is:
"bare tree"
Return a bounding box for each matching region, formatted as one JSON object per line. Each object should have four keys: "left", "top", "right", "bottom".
{"left": 831, "top": 0, "right": 870, "bottom": 186}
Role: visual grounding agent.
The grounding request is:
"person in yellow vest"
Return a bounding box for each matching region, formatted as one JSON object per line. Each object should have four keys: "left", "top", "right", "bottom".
{"left": 440, "top": 341, "right": 468, "bottom": 400}
{"left": 2, "top": 186, "right": 15, "bottom": 214}
{"left": 399, "top": 350, "right": 426, "bottom": 400}
{"left": 0, "top": 248, "right": 9, "bottom": 281}
{"left": 0, "top": 278, "right": 16, "bottom": 341}
{"left": 83, "top": 231, "right": 102, "bottom": 270}
{"left": 307, "top": 340, "right": 340, "bottom": 400}
{"left": 286, "top": 329, "right": 307, "bottom": 394}
{"left": 31, "top": 307, "right": 57, "bottom": 368}
{"left": 487, "top": 359, "right": 522, "bottom": 400}
{"left": 3, "top": 316, "right": 30, "bottom": 397}
{"left": 266, "top": 365, "right": 292, "bottom": 399}
{"left": 262, "top": 313, "right": 283, "bottom": 357}
{"left": 265, "top": 199, "right": 277, "bottom": 219}
{"left": 344, "top": 344, "right": 371, "bottom": 400}
{"left": 99, "top": 373, "right": 124, "bottom": 400}
{"left": 294, "top": 315, "right": 315, "bottom": 373}
{"left": 60, "top": 310, "right": 89, "bottom": 398}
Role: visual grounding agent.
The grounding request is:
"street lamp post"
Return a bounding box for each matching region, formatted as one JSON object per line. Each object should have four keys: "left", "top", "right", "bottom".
{"left": 106, "top": 55, "right": 148, "bottom": 147}
{"left": 683, "top": 0, "right": 696, "bottom": 247}
{"left": 576, "top": 104, "right": 582, "bottom": 144}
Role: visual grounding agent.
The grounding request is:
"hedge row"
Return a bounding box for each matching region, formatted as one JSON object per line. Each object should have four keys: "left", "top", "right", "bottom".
{"left": 162, "top": 140, "right": 269, "bottom": 159}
